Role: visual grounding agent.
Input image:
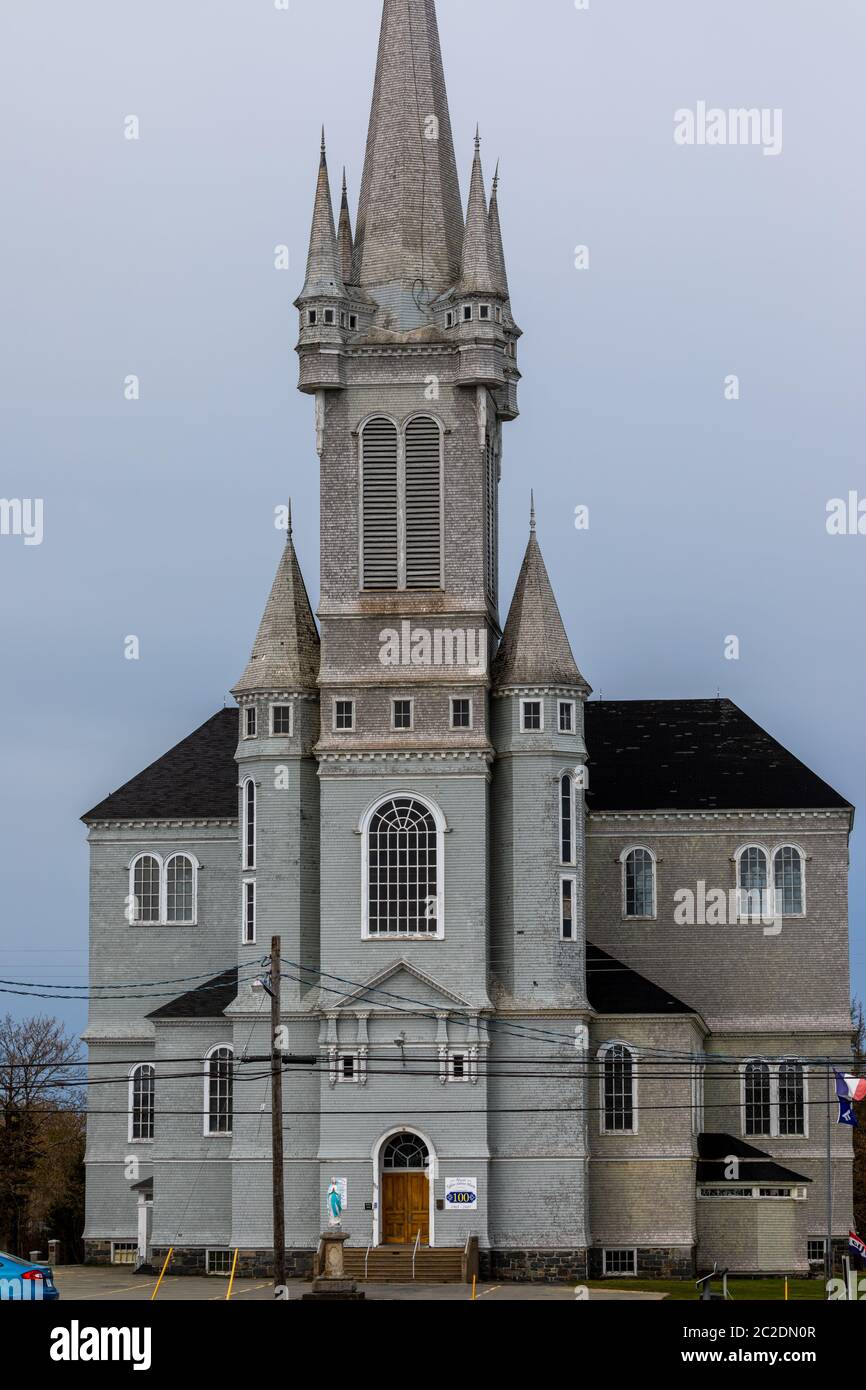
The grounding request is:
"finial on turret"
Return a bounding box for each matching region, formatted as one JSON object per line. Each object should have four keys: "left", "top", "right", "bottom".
{"left": 492, "top": 159, "right": 500, "bottom": 195}
{"left": 475, "top": 124, "right": 481, "bottom": 151}
{"left": 287, "top": 498, "right": 293, "bottom": 540}
{"left": 342, "top": 166, "right": 347, "bottom": 195}
{"left": 530, "top": 491, "right": 536, "bottom": 533}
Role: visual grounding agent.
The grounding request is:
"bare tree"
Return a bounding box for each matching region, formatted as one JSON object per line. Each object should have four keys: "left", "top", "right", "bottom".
{"left": 0, "top": 1015, "right": 83, "bottom": 1255}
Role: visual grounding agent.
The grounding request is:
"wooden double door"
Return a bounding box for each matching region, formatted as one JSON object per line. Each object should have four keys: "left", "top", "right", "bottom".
{"left": 381, "top": 1171, "right": 430, "bottom": 1245}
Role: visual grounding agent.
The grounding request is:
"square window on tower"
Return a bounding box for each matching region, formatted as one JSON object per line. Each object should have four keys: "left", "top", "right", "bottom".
{"left": 244, "top": 706, "right": 258, "bottom": 739}
{"left": 271, "top": 705, "right": 292, "bottom": 736}
{"left": 450, "top": 698, "right": 472, "bottom": 730}
{"left": 334, "top": 700, "right": 355, "bottom": 732}
{"left": 521, "top": 700, "right": 542, "bottom": 732}
{"left": 392, "top": 699, "right": 413, "bottom": 731}
{"left": 479, "top": 304, "right": 491, "bottom": 321}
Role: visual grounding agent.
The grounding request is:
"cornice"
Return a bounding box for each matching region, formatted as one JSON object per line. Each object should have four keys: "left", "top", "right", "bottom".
{"left": 588, "top": 809, "right": 850, "bottom": 824}
{"left": 86, "top": 818, "right": 238, "bottom": 832}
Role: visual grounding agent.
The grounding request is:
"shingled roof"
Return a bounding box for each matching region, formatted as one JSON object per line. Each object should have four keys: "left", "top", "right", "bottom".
{"left": 232, "top": 531, "right": 320, "bottom": 696}
{"left": 585, "top": 699, "right": 850, "bottom": 813}
{"left": 81, "top": 710, "right": 238, "bottom": 822}
{"left": 697, "top": 1133, "right": 812, "bottom": 1186}
{"left": 493, "top": 521, "right": 590, "bottom": 691}
{"left": 586, "top": 943, "right": 696, "bottom": 1016}
{"left": 147, "top": 968, "right": 239, "bottom": 1021}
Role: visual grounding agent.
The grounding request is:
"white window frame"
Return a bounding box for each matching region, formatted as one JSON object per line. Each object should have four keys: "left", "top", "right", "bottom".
{"left": 558, "top": 699, "right": 576, "bottom": 734}
{"left": 691, "top": 1062, "right": 705, "bottom": 1135}
{"left": 337, "top": 1051, "right": 360, "bottom": 1084}
{"left": 447, "top": 1048, "right": 472, "bottom": 1083}
{"left": 478, "top": 303, "right": 491, "bottom": 321}
{"left": 243, "top": 705, "right": 257, "bottom": 739}
{"left": 270, "top": 703, "right": 294, "bottom": 737}
{"left": 445, "top": 310, "right": 454, "bottom": 328}
{"left": 323, "top": 307, "right": 335, "bottom": 325}
{"left": 206, "top": 1249, "right": 233, "bottom": 1276}
{"left": 128, "top": 1063, "right": 155, "bottom": 1144}
{"left": 242, "top": 878, "right": 256, "bottom": 945}
{"left": 203, "top": 1045, "right": 234, "bottom": 1137}
{"left": 128, "top": 852, "right": 199, "bottom": 927}
{"left": 462, "top": 304, "right": 473, "bottom": 322}
{"left": 741, "top": 1059, "right": 809, "bottom": 1139}
{"left": 771, "top": 843, "right": 807, "bottom": 919}
{"left": 560, "top": 873, "right": 578, "bottom": 942}
{"left": 620, "top": 845, "right": 657, "bottom": 921}
{"left": 558, "top": 770, "right": 577, "bottom": 867}
{"left": 734, "top": 844, "right": 771, "bottom": 921}
{"left": 450, "top": 697, "right": 473, "bottom": 731}
{"left": 360, "top": 791, "right": 446, "bottom": 941}
{"left": 520, "top": 698, "right": 543, "bottom": 733}
{"left": 598, "top": 1041, "right": 638, "bottom": 1135}
{"left": 307, "top": 309, "right": 318, "bottom": 326}
{"left": 391, "top": 697, "right": 414, "bottom": 732}
{"left": 602, "top": 1247, "right": 637, "bottom": 1277}
{"left": 333, "top": 699, "right": 356, "bottom": 733}
{"left": 242, "top": 778, "right": 256, "bottom": 871}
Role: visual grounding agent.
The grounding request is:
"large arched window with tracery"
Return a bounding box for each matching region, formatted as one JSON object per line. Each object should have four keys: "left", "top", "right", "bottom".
{"left": 365, "top": 796, "right": 442, "bottom": 938}
{"left": 382, "top": 1132, "right": 430, "bottom": 1170}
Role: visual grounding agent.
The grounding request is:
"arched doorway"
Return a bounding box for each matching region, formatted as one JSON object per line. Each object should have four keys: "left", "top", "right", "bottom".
{"left": 379, "top": 1131, "right": 431, "bottom": 1246}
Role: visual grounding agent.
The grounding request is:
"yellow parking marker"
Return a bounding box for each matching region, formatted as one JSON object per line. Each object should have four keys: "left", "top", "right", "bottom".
{"left": 151, "top": 1247, "right": 173, "bottom": 1301}
{"left": 226, "top": 1249, "right": 239, "bottom": 1301}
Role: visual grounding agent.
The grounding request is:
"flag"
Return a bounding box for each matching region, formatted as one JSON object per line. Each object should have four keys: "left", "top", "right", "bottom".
{"left": 838, "top": 1097, "right": 858, "bottom": 1127}
{"left": 835, "top": 1072, "right": 866, "bottom": 1103}
{"left": 850, "top": 1231, "right": 866, "bottom": 1265}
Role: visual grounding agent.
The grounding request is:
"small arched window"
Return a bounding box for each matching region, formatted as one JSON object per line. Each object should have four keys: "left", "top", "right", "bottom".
{"left": 131, "top": 855, "right": 161, "bottom": 924}
{"left": 365, "top": 796, "right": 442, "bottom": 937}
{"left": 382, "top": 1132, "right": 429, "bottom": 1170}
{"left": 560, "top": 774, "right": 574, "bottom": 866}
{"left": 205, "top": 1046, "right": 234, "bottom": 1136}
{"left": 600, "top": 1043, "right": 636, "bottom": 1133}
{"left": 623, "top": 848, "right": 655, "bottom": 919}
{"left": 744, "top": 1060, "right": 771, "bottom": 1136}
{"left": 243, "top": 779, "right": 256, "bottom": 871}
{"left": 774, "top": 846, "right": 804, "bottom": 917}
{"left": 165, "top": 854, "right": 195, "bottom": 925}
{"left": 129, "top": 1063, "right": 155, "bottom": 1142}
{"left": 738, "top": 847, "right": 769, "bottom": 918}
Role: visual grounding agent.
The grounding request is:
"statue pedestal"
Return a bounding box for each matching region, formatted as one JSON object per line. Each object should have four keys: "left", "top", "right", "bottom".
{"left": 302, "top": 1230, "right": 365, "bottom": 1301}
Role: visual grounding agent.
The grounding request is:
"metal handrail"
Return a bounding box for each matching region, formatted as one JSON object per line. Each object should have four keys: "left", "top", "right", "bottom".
{"left": 412, "top": 1229, "right": 422, "bottom": 1280}
{"left": 364, "top": 1245, "right": 371, "bottom": 1281}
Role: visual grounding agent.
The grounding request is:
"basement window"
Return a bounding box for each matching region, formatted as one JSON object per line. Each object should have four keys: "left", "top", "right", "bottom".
{"left": 206, "top": 1250, "right": 233, "bottom": 1276}
{"left": 603, "top": 1248, "right": 637, "bottom": 1277}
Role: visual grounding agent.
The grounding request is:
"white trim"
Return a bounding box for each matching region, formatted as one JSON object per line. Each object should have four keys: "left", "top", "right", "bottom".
{"left": 391, "top": 697, "right": 414, "bottom": 732}
{"left": 619, "top": 845, "right": 657, "bottom": 921}
{"left": 242, "top": 878, "right": 256, "bottom": 945}
{"left": 598, "top": 1041, "right": 638, "bottom": 1135}
{"left": 127, "top": 852, "right": 199, "bottom": 927}
{"left": 243, "top": 706, "right": 258, "bottom": 739}
{"left": 203, "top": 1045, "right": 234, "bottom": 1137}
{"left": 558, "top": 770, "right": 577, "bottom": 867}
{"left": 333, "top": 698, "right": 356, "bottom": 733}
{"left": 371, "top": 1126, "right": 437, "bottom": 1249}
{"left": 771, "top": 843, "right": 808, "bottom": 918}
{"left": 602, "top": 1247, "right": 637, "bottom": 1276}
{"left": 449, "top": 696, "right": 473, "bottom": 731}
{"left": 560, "top": 873, "right": 578, "bottom": 942}
{"left": 558, "top": 699, "right": 576, "bottom": 734}
{"left": 127, "top": 1063, "right": 155, "bottom": 1144}
{"left": 242, "top": 778, "right": 256, "bottom": 871}
{"left": 741, "top": 1058, "right": 809, "bottom": 1139}
{"left": 269, "top": 702, "right": 294, "bottom": 738}
{"left": 520, "top": 697, "right": 544, "bottom": 733}
{"left": 360, "top": 792, "right": 446, "bottom": 941}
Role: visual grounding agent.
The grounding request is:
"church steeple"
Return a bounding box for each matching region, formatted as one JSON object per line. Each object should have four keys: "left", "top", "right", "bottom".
{"left": 233, "top": 524, "right": 320, "bottom": 696}
{"left": 493, "top": 511, "right": 590, "bottom": 692}
{"left": 351, "top": 0, "right": 464, "bottom": 311}
{"left": 296, "top": 130, "right": 346, "bottom": 304}
{"left": 488, "top": 162, "right": 511, "bottom": 303}
{"left": 457, "top": 131, "right": 497, "bottom": 296}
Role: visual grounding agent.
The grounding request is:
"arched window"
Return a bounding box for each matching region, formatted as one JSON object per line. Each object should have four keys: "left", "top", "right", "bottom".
{"left": 365, "top": 796, "right": 442, "bottom": 938}
{"left": 779, "top": 1060, "right": 806, "bottom": 1136}
{"left": 129, "top": 1063, "right": 155, "bottom": 1142}
{"left": 131, "top": 854, "right": 161, "bottom": 924}
{"left": 744, "top": 1060, "right": 771, "bottom": 1136}
{"left": 738, "top": 847, "right": 768, "bottom": 918}
{"left": 360, "top": 416, "right": 443, "bottom": 591}
{"left": 560, "top": 774, "right": 574, "bottom": 866}
{"left": 382, "top": 1132, "right": 430, "bottom": 1170}
{"left": 623, "top": 848, "right": 655, "bottom": 919}
{"left": 361, "top": 417, "right": 399, "bottom": 589}
{"left": 205, "top": 1046, "right": 234, "bottom": 1136}
{"left": 165, "top": 854, "right": 195, "bottom": 925}
{"left": 774, "top": 846, "right": 804, "bottom": 917}
{"left": 243, "top": 779, "right": 256, "bottom": 871}
{"left": 600, "top": 1044, "right": 636, "bottom": 1133}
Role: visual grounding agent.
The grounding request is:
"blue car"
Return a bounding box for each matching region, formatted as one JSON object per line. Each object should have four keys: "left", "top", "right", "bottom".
{"left": 0, "top": 1251, "right": 60, "bottom": 1300}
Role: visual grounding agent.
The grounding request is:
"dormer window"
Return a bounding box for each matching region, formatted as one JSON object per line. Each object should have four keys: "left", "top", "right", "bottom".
{"left": 307, "top": 309, "right": 318, "bottom": 326}
{"left": 323, "top": 308, "right": 335, "bottom": 325}
{"left": 462, "top": 305, "right": 472, "bottom": 322}
{"left": 479, "top": 304, "right": 491, "bottom": 321}
{"left": 349, "top": 314, "right": 358, "bottom": 330}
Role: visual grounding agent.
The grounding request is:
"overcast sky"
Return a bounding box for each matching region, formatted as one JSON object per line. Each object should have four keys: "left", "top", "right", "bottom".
{"left": 0, "top": 0, "right": 863, "bottom": 1036}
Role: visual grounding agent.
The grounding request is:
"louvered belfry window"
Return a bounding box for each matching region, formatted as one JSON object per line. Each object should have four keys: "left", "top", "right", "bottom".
{"left": 404, "top": 416, "right": 442, "bottom": 589}
{"left": 361, "top": 416, "right": 442, "bottom": 591}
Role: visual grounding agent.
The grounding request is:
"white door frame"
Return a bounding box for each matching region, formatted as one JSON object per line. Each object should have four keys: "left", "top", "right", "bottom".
{"left": 371, "top": 1126, "right": 437, "bottom": 1249}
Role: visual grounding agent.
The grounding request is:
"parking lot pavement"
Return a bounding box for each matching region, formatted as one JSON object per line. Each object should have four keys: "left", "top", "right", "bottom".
{"left": 51, "top": 1267, "right": 666, "bottom": 1302}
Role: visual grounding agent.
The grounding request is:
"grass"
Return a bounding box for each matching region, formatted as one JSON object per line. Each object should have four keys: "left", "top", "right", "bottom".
{"left": 587, "top": 1277, "right": 827, "bottom": 1301}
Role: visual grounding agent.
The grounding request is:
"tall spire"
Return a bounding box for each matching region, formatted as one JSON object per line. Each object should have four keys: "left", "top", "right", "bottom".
{"left": 352, "top": 0, "right": 464, "bottom": 307}
{"left": 457, "top": 130, "right": 496, "bottom": 295}
{"left": 232, "top": 528, "right": 321, "bottom": 695}
{"left": 338, "top": 168, "right": 354, "bottom": 288}
{"left": 493, "top": 514, "right": 589, "bottom": 692}
{"left": 488, "top": 160, "right": 511, "bottom": 302}
{"left": 297, "top": 130, "right": 346, "bottom": 303}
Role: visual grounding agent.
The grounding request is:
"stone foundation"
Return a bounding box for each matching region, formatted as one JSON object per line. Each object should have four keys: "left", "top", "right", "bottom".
{"left": 587, "top": 1246, "right": 695, "bottom": 1280}
{"left": 83, "top": 1240, "right": 114, "bottom": 1266}
{"left": 150, "top": 1247, "right": 315, "bottom": 1279}
{"left": 481, "top": 1249, "right": 589, "bottom": 1283}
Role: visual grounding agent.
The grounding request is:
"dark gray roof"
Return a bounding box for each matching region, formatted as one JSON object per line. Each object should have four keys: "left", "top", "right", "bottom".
{"left": 148, "top": 968, "right": 238, "bottom": 1021}
{"left": 697, "top": 1133, "right": 812, "bottom": 1185}
{"left": 585, "top": 699, "right": 851, "bottom": 812}
{"left": 586, "top": 943, "right": 696, "bottom": 1016}
{"left": 493, "top": 528, "right": 589, "bottom": 690}
{"left": 233, "top": 534, "right": 320, "bottom": 695}
{"left": 81, "top": 711, "right": 238, "bottom": 822}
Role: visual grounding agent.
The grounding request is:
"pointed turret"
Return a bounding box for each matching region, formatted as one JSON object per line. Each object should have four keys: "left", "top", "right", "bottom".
{"left": 296, "top": 131, "right": 346, "bottom": 304}
{"left": 233, "top": 519, "right": 321, "bottom": 695}
{"left": 493, "top": 507, "right": 589, "bottom": 691}
{"left": 488, "top": 161, "right": 511, "bottom": 302}
{"left": 338, "top": 169, "right": 354, "bottom": 288}
{"left": 457, "top": 131, "right": 497, "bottom": 295}
{"left": 352, "top": 0, "right": 464, "bottom": 311}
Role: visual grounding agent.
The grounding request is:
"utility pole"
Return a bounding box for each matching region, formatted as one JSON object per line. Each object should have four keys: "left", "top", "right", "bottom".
{"left": 271, "top": 936, "right": 286, "bottom": 1294}
{"left": 826, "top": 1061, "right": 835, "bottom": 1290}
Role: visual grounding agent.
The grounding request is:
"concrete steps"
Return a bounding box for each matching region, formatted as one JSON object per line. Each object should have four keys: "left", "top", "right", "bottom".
{"left": 343, "top": 1247, "right": 465, "bottom": 1284}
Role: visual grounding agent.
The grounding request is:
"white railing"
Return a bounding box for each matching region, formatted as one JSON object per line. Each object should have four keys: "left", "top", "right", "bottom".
{"left": 412, "top": 1229, "right": 422, "bottom": 1280}
{"left": 364, "top": 1245, "right": 371, "bottom": 1281}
